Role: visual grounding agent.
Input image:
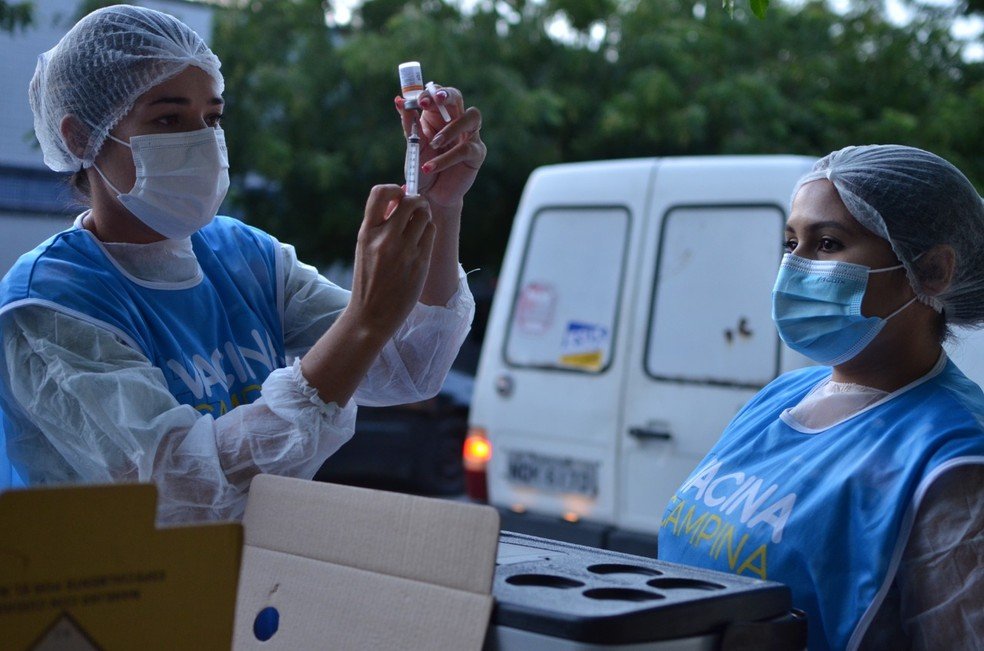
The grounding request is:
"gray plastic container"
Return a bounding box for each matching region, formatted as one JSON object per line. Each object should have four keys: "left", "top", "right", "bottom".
{"left": 487, "top": 532, "right": 805, "bottom": 651}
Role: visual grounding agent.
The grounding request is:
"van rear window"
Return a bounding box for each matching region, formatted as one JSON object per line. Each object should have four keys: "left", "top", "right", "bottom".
{"left": 646, "top": 205, "right": 784, "bottom": 388}
{"left": 504, "top": 207, "right": 629, "bottom": 374}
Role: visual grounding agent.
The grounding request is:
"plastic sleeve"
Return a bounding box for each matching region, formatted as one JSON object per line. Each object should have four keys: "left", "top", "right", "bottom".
{"left": 278, "top": 242, "right": 475, "bottom": 406}
{"left": 0, "top": 306, "right": 356, "bottom": 523}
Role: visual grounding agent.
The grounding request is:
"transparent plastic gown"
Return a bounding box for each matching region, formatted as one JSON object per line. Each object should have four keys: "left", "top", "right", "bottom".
{"left": 0, "top": 228, "right": 474, "bottom": 524}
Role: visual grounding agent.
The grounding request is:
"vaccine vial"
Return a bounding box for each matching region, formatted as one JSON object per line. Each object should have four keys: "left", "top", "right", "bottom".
{"left": 398, "top": 61, "right": 424, "bottom": 110}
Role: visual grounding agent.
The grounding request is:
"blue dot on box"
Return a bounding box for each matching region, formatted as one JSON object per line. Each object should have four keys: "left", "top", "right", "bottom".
{"left": 253, "top": 606, "right": 279, "bottom": 641}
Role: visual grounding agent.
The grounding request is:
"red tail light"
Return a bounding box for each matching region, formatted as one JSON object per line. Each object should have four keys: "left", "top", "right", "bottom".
{"left": 463, "top": 427, "right": 490, "bottom": 502}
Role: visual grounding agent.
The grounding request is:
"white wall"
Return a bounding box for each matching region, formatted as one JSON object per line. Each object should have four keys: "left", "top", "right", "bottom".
{"left": 0, "top": 0, "right": 216, "bottom": 275}
{"left": 0, "top": 212, "right": 73, "bottom": 273}
{"left": 0, "top": 0, "right": 215, "bottom": 171}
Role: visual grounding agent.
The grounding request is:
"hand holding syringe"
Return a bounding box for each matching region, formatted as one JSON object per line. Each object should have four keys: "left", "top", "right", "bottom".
{"left": 395, "top": 62, "right": 486, "bottom": 207}
{"left": 397, "top": 62, "right": 453, "bottom": 197}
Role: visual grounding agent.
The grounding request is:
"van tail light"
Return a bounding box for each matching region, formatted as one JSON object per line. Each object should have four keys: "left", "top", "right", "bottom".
{"left": 463, "top": 427, "right": 491, "bottom": 502}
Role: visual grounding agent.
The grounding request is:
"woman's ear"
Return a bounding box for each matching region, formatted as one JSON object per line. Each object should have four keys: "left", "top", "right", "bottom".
{"left": 914, "top": 245, "right": 956, "bottom": 297}
{"left": 60, "top": 115, "right": 89, "bottom": 160}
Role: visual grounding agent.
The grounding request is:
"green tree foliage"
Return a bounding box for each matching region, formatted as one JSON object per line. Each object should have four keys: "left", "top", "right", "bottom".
{"left": 211, "top": 0, "right": 983, "bottom": 271}
{"left": 0, "top": 0, "right": 32, "bottom": 32}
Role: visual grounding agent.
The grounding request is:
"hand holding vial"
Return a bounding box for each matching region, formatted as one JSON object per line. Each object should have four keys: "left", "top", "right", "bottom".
{"left": 395, "top": 62, "right": 486, "bottom": 209}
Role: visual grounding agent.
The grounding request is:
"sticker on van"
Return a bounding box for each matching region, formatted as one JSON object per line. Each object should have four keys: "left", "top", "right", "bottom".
{"left": 514, "top": 282, "right": 557, "bottom": 335}
{"left": 559, "top": 321, "right": 608, "bottom": 371}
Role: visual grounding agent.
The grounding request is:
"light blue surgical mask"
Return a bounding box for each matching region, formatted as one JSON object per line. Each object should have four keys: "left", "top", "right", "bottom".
{"left": 772, "top": 253, "right": 917, "bottom": 366}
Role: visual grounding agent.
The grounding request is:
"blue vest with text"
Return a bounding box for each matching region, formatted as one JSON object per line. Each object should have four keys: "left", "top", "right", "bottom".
{"left": 657, "top": 361, "right": 984, "bottom": 651}
{"left": 0, "top": 216, "right": 286, "bottom": 418}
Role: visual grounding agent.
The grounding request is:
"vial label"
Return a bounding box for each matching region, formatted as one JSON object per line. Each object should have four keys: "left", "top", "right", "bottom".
{"left": 398, "top": 61, "right": 424, "bottom": 95}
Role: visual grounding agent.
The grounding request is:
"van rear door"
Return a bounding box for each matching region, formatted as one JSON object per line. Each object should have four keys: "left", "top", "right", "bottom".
{"left": 616, "top": 157, "right": 815, "bottom": 541}
{"left": 475, "top": 160, "right": 655, "bottom": 531}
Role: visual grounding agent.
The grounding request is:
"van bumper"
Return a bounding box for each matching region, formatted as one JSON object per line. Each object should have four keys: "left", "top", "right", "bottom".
{"left": 498, "top": 508, "right": 659, "bottom": 558}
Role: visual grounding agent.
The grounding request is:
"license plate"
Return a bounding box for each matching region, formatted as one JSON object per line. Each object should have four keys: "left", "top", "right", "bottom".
{"left": 506, "top": 451, "right": 599, "bottom": 497}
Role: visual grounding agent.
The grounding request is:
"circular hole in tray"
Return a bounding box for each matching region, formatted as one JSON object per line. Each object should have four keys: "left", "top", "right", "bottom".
{"left": 583, "top": 588, "right": 664, "bottom": 602}
{"left": 505, "top": 574, "right": 585, "bottom": 589}
{"left": 647, "top": 578, "right": 726, "bottom": 591}
{"left": 587, "top": 563, "right": 663, "bottom": 577}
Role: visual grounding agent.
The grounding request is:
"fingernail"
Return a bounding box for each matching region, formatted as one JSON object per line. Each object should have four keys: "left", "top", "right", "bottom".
{"left": 420, "top": 96, "right": 432, "bottom": 108}
{"left": 422, "top": 162, "right": 433, "bottom": 174}
{"left": 436, "top": 90, "right": 448, "bottom": 101}
{"left": 430, "top": 134, "right": 444, "bottom": 149}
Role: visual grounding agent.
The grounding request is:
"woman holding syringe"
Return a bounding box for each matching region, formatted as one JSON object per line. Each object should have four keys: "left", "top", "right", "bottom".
{"left": 0, "top": 5, "right": 486, "bottom": 523}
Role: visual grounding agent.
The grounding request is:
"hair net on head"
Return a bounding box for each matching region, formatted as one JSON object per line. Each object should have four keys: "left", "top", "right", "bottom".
{"left": 792, "top": 144, "right": 984, "bottom": 326}
{"left": 29, "top": 4, "right": 223, "bottom": 173}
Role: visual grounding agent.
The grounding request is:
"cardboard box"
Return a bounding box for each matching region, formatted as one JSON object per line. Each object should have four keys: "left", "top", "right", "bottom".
{"left": 0, "top": 483, "right": 242, "bottom": 650}
{"left": 234, "top": 474, "right": 501, "bottom": 650}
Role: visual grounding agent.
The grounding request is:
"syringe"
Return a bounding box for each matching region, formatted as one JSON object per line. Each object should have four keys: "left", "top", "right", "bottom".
{"left": 405, "top": 121, "right": 421, "bottom": 197}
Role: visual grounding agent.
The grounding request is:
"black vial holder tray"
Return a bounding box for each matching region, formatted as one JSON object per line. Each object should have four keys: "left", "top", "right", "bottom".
{"left": 492, "top": 531, "right": 799, "bottom": 646}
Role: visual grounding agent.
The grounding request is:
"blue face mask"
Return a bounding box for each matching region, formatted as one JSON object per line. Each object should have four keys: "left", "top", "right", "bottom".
{"left": 772, "top": 253, "right": 917, "bottom": 366}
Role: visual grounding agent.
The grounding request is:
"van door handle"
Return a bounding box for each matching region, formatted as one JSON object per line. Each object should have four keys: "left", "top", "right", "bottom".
{"left": 629, "top": 426, "right": 673, "bottom": 441}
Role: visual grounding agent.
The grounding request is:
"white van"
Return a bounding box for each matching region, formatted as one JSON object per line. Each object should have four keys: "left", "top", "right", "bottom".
{"left": 464, "top": 155, "right": 984, "bottom": 556}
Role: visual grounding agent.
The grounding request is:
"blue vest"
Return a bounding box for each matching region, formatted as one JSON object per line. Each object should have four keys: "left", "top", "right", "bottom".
{"left": 0, "top": 216, "right": 286, "bottom": 423}
{"left": 657, "top": 361, "right": 984, "bottom": 651}
{"left": 0, "top": 424, "right": 25, "bottom": 489}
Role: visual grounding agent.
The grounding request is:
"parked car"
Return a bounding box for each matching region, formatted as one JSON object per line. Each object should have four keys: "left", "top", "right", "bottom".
{"left": 314, "top": 281, "right": 492, "bottom": 496}
{"left": 314, "top": 367, "right": 474, "bottom": 495}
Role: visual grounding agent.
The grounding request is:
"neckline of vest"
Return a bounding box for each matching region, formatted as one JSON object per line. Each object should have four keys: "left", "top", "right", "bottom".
{"left": 779, "top": 351, "right": 949, "bottom": 434}
{"left": 71, "top": 212, "right": 205, "bottom": 291}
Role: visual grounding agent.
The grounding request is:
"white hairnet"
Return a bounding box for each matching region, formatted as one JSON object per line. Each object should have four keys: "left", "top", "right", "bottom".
{"left": 793, "top": 145, "right": 984, "bottom": 326}
{"left": 29, "top": 4, "right": 223, "bottom": 173}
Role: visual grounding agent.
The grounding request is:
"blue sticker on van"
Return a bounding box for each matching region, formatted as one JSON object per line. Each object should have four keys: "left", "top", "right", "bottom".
{"left": 560, "top": 321, "right": 608, "bottom": 370}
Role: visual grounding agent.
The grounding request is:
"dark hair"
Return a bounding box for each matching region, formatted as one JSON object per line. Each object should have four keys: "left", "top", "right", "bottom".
{"left": 936, "top": 311, "right": 951, "bottom": 343}
{"left": 70, "top": 167, "right": 92, "bottom": 201}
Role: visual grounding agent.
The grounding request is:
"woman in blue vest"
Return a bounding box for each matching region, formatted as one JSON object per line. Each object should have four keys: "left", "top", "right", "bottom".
{"left": 0, "top": 6, "right": 484, "bottom": 522}
{"left": 657, "top": 145, "right": 984, "bottom": 649}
